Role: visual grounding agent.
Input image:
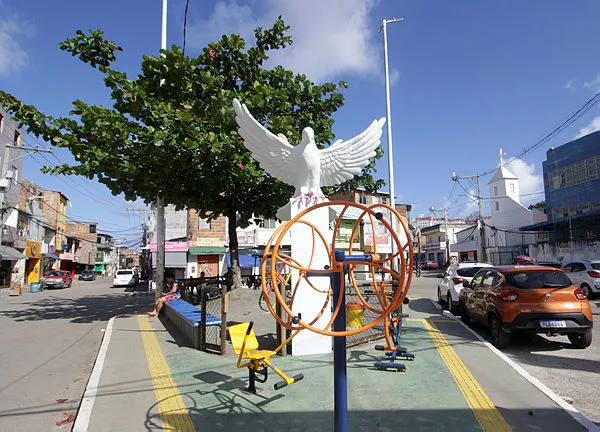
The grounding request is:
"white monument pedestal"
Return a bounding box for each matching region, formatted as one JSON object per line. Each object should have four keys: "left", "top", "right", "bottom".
{"left": 279, "top": 198, "right": 333, "bottom": 356}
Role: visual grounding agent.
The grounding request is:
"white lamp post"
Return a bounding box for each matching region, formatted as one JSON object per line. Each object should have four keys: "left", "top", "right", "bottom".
{"left": 379, "top": 17, "right": 403, "bottom": 211}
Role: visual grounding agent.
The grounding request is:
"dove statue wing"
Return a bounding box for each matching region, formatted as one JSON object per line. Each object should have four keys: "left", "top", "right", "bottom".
{"left": 319, "top": 117, "right": 387, "bottom": 187}
{"left": 233, "top": 99, "right": 298, "bottom": 185}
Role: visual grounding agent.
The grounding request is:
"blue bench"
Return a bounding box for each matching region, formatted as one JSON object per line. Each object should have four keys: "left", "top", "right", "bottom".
{"left": 163, "top": 299, "right": 222, "bottom": 350}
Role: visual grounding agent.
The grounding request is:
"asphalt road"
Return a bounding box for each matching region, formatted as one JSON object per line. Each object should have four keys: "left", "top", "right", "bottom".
{"left": 0, "top": 277, "right": 152, "bottom": 432}
{"left": 409, "top": 270, "right": 600, "bottom": 426}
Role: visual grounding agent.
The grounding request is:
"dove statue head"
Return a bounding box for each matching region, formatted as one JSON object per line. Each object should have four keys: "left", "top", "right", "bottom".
{"left": 301, "top": 127, "right": 315, "bottom": 143}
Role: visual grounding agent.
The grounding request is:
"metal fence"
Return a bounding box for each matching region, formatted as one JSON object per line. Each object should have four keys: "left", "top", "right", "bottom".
{"left": 178, "top": 277, "right": 230, "bottom": 355}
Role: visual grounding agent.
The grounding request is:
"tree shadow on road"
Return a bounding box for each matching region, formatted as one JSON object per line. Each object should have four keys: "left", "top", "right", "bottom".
{"left": 0, "top": 293, "right": 152, "bottom": 324}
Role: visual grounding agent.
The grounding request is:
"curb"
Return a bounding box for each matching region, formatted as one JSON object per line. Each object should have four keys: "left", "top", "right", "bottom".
{"left": 72, "top": 316, "right": 116, "bottom": 432}
{"left": 430, "top": 300, "right": 600, "bottom": 432}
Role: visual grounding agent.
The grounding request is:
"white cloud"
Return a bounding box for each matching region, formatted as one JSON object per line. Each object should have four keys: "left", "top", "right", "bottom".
{"left": 0, "top": 6, "right": 28, "bottom": 76}
{"left": 504, "top": 158, "right": 544, "bottom": 206}
{"left": 574, "top": 116, "right": 600, "bottom": 139}
{"left": 562, "top": 79, "right": 573, "bottom": 90}
{"left": 188, "top": 0, "right": 381, "bottom": 83}
{"left": 583, "top": 74, "right": 600, "bottom": 92}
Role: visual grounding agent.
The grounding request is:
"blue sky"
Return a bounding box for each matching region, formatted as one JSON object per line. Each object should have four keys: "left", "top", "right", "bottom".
{"left": 1, "top": 0, "right": 600, "bottom": 244}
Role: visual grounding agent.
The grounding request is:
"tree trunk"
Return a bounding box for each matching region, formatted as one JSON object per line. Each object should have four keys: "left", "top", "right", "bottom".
{"left": 227, "top": 207, "right": 243, "bottom": 290}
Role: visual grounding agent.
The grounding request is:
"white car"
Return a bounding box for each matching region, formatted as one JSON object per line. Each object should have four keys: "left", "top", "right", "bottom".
{"left": 562, "top": 260, "right": 600, "bottom": 298}
{"left": 437, "top": 261, "right": 493, "bottom": 314}
{"left": 113, "top": 269, "right": 139, "bottom": 287}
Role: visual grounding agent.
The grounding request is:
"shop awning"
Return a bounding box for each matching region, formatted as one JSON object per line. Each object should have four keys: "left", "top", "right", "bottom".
{"left": 226, "top": 252, "right": 259, "bottom": 269}
{"left": 45, "top": 252, "right": 60, "bottom": 260}
{"left": 188, "top": 246, "right": 226, "bottom": 255}
{"left": 0, "top": 246, "right": 26, "bottom": 261}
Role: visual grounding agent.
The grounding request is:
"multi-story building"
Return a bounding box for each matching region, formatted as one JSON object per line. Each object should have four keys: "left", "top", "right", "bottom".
{"left": 16, "top": 179, "right": 46, "bottom": 286}
{"left": 41, "top": 190, "right": 68, "bottom": 255}
{"left": 65, "top": 221, "right": 98, "bottom": 275}
{"left": 421, "top": 220, "right": 470, "bottom": 267}
{"left": 187, "top": 210, "right": 227, "bottom": 278}
{"left": 148, "top": 205, "right": 190, "bottom": 280}
{"left": 521, "top": 131, "right": 600, "bottom": 261}
{"left": 96, "top": 233, "right": 117, "bottom": 276}
{"left": 0, "top": 108, "right": 26, "bottom": 289}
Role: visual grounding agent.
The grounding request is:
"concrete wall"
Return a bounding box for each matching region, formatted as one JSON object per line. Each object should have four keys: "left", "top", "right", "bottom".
{"left": 530, "top": 240, "right": 600, "bottom": 264}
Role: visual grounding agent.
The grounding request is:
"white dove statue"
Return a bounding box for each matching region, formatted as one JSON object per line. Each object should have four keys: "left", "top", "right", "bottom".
{"left": 233, "top": 98, "right": 386, "bottom": 201}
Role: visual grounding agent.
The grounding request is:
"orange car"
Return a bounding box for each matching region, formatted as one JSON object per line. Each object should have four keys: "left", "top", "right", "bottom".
{"left": 458, "top": 265, "right": 593, "bottom": 349}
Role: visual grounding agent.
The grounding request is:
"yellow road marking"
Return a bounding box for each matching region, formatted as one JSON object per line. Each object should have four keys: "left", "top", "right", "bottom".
{"left": 138, "top": 315, "right": 195, "bottom": 431}
{"left": 422, "top": 318, "right": 512, "bottom": 432}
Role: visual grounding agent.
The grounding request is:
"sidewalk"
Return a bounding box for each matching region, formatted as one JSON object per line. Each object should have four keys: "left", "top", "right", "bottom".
{"left": 75, "top": 291, "right": 598, "bottom": 431}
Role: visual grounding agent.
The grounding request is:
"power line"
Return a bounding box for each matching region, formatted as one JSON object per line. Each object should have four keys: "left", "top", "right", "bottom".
{"left": 480, "top": 92, "right": 600, "bottom": 177}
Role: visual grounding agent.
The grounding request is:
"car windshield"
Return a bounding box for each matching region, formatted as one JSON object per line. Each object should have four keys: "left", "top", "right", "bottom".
{"left": 47, "top": 271, "right": 64, "bottom": 277}
{"left": 591, "top": 263, "right": 600, "bottom": 271}
{"left": 83, "top": 271, "right": 94, "bottom": 275}
{"left": 117, "top": 270, "right": 133, "bottom": 275}
{"left": 505, "top": 271, "right": 572, "bottom": 289}
{"left": 457, "top": 267, "right": 487, "bottom": 277}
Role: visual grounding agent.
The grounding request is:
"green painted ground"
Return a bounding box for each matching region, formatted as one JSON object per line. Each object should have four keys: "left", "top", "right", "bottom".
{"left": 163, "top": 320, "right": 483, "bottom": 431}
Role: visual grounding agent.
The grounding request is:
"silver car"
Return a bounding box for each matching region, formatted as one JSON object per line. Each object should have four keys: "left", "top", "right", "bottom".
{"left": 437, "top": 261, "right": 492, "bottom": 314}
{"left": 562, "top": 260, "right": 600, "bottom": 298}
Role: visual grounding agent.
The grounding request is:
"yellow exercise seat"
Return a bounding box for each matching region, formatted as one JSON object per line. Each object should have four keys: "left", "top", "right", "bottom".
{"left": 228, "top": 321, "right": 304, "bottom": 393}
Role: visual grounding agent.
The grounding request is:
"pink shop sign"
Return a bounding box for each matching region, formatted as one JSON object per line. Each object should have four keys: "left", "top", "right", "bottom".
{"left": 149, "top": 241, "right": 189, "bottom": 253}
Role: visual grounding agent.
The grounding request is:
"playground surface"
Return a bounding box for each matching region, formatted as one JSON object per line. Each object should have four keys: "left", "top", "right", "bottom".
{"left": 76, "top": 289, "right": 597, "bottom": 432}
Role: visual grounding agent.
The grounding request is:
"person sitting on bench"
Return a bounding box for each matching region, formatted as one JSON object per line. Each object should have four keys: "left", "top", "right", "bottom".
{"left": 148, "top": 273, "right": 180, "bottom": 317}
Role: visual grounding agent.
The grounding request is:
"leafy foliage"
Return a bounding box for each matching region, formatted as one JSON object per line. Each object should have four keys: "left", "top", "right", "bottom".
{"left": 0, "top": 20, "right": 385, "bottom": 286}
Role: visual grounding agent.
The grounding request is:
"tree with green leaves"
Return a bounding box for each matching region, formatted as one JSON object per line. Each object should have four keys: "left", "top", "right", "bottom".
{"left": 0, "top": 19, "right": 384, "bottom": 289}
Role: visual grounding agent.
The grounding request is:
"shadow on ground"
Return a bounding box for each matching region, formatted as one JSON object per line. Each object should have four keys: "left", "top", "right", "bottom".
{"left": 0, "top": 293, "right": 152, "bottom": 324}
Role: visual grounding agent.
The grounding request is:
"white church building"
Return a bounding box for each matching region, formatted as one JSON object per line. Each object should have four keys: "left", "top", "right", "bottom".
{"left": 453, "top": 150, "right": 543, "bottom": 265}
{"left": 485, "top": 152, "right": 542, "bottom": 264}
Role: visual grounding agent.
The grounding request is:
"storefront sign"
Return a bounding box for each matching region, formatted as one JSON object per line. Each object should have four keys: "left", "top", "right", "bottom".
{"left": 26, "top": 240, "right": 41, "bottom": 258}
{"left": 60, "top": 252, "right": 76, "bottom": 261}
{"left": 149, "top": 241, "right": 189, "bottom": 252}
{"left": 195, "top": 238, "right": 223, "bottom": 247}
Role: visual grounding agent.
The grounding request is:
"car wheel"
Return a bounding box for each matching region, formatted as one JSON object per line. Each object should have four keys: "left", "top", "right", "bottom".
{"left": 448, "top": 293, "right": 458, "bottom": 315}
{"left": 459, "top": 300, "right": 470, "bottom": 325}
{"left": 568, "top": 330, "right": 592, "bottom": 349}
{"left": 581, "top": 283, "right": 593, "bottom": 300}
{"left": 489, "top": 314, "right": 510, "bottom": 349}
{"left": 437, "top": 287, "right": 444, "bottom": 306}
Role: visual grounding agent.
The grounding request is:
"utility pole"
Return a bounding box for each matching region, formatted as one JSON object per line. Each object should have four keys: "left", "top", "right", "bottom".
{"left": 452, "top": 172, "right": 487, "bottom": 263}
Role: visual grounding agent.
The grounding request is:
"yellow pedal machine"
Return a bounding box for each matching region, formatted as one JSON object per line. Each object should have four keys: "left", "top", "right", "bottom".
{"left": 228, "top": 321, "right": 303, "bottom": 393}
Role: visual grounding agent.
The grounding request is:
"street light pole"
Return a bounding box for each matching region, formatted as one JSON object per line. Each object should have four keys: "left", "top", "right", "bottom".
{"left": 154, "top": 0, "right": 168, "bottom": 298}
{"left": 380, "top": 18, "right": 403, "bottom": 272}
{"left": 379, "top": 17, "right": 403, "bottom": 212}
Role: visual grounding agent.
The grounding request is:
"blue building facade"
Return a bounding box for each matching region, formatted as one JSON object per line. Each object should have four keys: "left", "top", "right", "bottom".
{"left": 523, "top": 131, "right": 600, "bottom": 242}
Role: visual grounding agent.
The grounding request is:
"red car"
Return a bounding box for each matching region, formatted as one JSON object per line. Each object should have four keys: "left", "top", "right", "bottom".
{"left": 40, "top": 270, "right": 73, "bottom": 289}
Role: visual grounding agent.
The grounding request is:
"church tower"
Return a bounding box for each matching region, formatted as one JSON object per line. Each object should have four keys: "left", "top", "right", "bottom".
{"left": 489, "top": 148, "right": 520, "bottom": 217}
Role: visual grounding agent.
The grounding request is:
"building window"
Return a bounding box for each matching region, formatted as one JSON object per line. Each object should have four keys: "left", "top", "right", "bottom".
{"left": 260, "top": 218, "right": 277, "bottom": 229}
{"left": 11, "top": 166, "right": 18, "bottom": 184}
{"left": 494, "top": 186, "right": 497, "bottom": 196}
{"left": 13, "top": 130, "right": 20, "bottom": 146}
{"left": 381, "top": 196, "right": 388, "bottom": 204}
{"left": 198, "top": 217, "right": 211, "bottom": 230}
{"left": 358, "top": 191, "right": 367, "bottom": 204}
{"left": 0, "top": 113, "right": 3, "bottom": 133}
{"left": 495, "top": 201, "right": 499, "bottom": 211}
{"left": 509, "top": 183, "right": 515, "bottom": 193}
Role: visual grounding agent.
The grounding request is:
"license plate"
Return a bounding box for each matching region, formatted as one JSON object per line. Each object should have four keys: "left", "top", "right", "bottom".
{"left": 540, "top": 320, "right": 566, "bottom": 328}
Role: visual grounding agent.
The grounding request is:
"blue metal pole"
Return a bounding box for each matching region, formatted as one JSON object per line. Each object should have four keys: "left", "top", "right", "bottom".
{"left": 332, "top": 250, "right": 347, "bottom": 432}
